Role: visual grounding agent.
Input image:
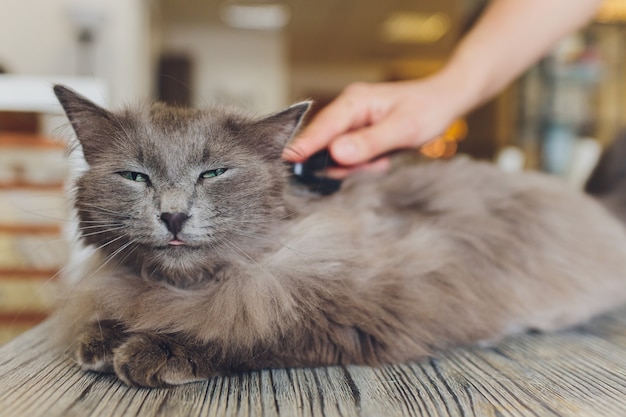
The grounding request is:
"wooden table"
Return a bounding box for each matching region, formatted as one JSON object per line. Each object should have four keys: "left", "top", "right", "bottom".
{"left": 2, "top": 308, "right": 626, "bottom": 417}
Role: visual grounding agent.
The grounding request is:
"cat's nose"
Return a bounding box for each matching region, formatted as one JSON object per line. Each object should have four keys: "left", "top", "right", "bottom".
{"left": 160, "top": 212, "right": 189, "bottom": 236}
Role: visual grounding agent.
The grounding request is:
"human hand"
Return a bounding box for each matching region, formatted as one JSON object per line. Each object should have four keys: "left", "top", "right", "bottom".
{"left": 283, "top": 73, "right": 471, "bottom": 176}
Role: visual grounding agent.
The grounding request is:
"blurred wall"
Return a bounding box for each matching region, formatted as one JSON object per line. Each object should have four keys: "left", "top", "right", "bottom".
{"left": 290, "top": 64, "right": 385, "bottom": 102}
{"left": 161, "top": 25, "right": 288, "bottom": 114}
{"left": 0, "top": 0, "right": 152, "bottom": 106}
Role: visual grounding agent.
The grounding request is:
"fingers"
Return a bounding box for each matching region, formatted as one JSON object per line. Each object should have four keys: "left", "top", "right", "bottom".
{"left": 328, "top": 110, "right": 421, "bottom": 166}
{"left": 282, "top": 84, "right": 372, "bottom": 162}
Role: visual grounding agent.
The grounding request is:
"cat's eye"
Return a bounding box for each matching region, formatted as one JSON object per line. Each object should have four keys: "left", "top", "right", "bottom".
{"left": 200, "top": 168, "right": 228, "bottom": 179}
{"left": 118, "top": 171, "right": 149, "bottom": 183}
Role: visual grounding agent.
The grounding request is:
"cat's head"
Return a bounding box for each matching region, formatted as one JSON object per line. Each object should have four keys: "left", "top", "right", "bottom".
{"left": 54, "top": 85, "right": 309, "bottom": 285}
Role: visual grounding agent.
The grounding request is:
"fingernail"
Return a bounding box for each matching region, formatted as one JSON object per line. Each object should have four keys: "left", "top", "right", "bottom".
{"left": 282, "top": 146, "right": 302, "bottom": 161}
{"left": 333, "top": 139, "right": 358, "bottom": 162}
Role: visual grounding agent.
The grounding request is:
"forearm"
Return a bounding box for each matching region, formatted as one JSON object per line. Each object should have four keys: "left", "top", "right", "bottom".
{"left": 437, "top": 0, "right": 602, "bottom": 115}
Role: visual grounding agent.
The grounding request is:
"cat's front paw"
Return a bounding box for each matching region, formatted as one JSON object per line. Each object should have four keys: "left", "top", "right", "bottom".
{"left": 113, "top": 334, "right": 210, "bottom": 388}
{"left": 74, "top": 320, "right": 127, "bottom": 373}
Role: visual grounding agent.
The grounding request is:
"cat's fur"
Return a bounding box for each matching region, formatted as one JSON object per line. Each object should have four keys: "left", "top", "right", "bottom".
{"left": 53, "top": 85, "right": 626, "bottom": 388}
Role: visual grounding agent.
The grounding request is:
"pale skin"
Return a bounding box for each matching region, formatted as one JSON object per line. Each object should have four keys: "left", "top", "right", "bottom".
{"left": 283, "top": 0, "right": 603, "bottom": 176}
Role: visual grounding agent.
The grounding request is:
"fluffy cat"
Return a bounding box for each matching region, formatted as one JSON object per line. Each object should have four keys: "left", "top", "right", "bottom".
{"left": 53, "top": 84, "right": 626, "bottom": 388}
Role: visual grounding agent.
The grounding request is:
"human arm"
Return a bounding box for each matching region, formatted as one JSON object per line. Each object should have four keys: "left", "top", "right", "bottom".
{"left": 282, "top": 0, "right": 603, "bottom": 171}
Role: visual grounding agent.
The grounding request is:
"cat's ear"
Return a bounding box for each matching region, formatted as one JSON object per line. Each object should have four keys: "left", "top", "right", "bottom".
{"left": 53, "top": 84, "right": 114, "bottom": 164}
{"left": 254, "top": 101, "right": 311, "bottom": 158}
{"left": 54, "top": 84, "right": 113, "bottom": 137}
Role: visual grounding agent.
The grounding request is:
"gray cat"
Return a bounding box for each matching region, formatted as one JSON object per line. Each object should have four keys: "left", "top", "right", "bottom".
{"left": 53, "top": 85, "right": 626, "bottom": 388}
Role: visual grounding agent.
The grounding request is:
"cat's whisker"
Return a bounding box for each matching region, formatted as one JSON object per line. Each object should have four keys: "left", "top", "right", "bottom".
{"left": 216, "top": 236, "right": 278, "bottom": 280}
{"left": 3, "top": 205, "right": 73, "bottom": 224}
{"left": 77, "top": 218, "right": 125, "bottom": 224}
{"left": 28, "top": 237, "right": 70, "bottom": 246}
{"left": 76, "top": 207, "right": 130, "bottom": 215}
{"left": 276, "top": 211, "right": 299, "bottom": 221}
{"left": 56, "top": 237, "right": 139, "bottom": 325}
{"left": 227, "top": 226, "right": 308, "bottom": 259}
{"left": 78, "top": 226, "right": 127, "bottom": 239}
{"left": 7, "top": 237, "right": 123, "bottom": 332}
{"left": 77, "top": 203, "right": 135, "bottom": 216}
{"left": 112, "top": 240, "right": 141, "bottom": 269}
{"left": 229, "top": 226, "right": 350, "bottom": 289}
{"left": 34, "top": 216, "right": 127, "bottom": 225}
{"left": 56, "top": 235, "right": 132, "bottom": 308}
{"left": 111, "top": 115, "right": 137, "bottom": 149}
{"left": 94, "top": 234, "right": 133, "bottom": 253}
{"left": 225, "top": 218, "right": 291, "bottom": 225}
{"left": 222, "top": 223, "right": 301, "bottom": 248}
{"left": 77, "top": 219, "right": 124, "bottom": 227}
{"left": 76, "top": 210, "right": 132, "bottom": 220}
{"left": 78, "top": 223, "right": 125, "bottom": 230}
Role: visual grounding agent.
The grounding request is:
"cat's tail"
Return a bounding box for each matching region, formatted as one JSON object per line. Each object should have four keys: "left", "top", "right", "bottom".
{"left": 585, "top": 129, "right": 626, "bottom": 224}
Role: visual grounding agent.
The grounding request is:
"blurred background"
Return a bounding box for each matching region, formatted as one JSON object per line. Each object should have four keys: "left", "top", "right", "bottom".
{"left": 0, "top": 0, "right": 625, "bottom": 342}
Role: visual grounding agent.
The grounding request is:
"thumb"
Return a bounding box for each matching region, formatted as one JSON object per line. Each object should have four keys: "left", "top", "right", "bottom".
{"left": 283, "top": 89, "right": 373, "bottom": 162}
{"left": 282, "top": 130, "right": 329, "bottom": 162}
{"left": 282, "top": 102, "right": 359, "bottom": 162}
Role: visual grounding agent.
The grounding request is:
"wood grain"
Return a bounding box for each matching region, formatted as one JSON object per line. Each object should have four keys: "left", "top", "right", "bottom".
{"left": 2, "top": 308, "right": 626, "bottom": 417}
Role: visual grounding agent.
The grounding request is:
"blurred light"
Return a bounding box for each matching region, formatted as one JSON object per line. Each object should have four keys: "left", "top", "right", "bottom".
{"left": 220, "top": 3, "right": 290, "bottom": 30}
{"left": 420, "top": 137, "right": 447, "bottom": 159}
{"left": 441, "top": 119, "right": 467, "bottom": 142}
{"left": 381, "top": 12, "right": 450, "bottom": 44}
{"left": 596, "top": 0, "right": 626, "bottom": 23}
{"left": 496, "top": 146, "right": 525, "bottom": 173}
{"left": 420, "top": 119, "right": 467, "bottom": 159}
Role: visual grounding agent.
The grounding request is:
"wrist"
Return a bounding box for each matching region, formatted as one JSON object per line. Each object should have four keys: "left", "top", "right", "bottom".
{"left": 425, "top": 64, "right": 485, "bottom": 120}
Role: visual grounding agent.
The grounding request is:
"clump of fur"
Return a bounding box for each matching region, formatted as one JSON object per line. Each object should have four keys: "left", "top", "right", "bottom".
{"left": 53, "top": 85, "right": 626, "bottom": 388}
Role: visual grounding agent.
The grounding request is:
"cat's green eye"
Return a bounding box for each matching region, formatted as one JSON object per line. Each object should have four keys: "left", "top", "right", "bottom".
{"left": 118, "top": 171, "right": 149, "bottom": 183}
{"left": 200, "top": 168, "right": 228, "bottom": 179}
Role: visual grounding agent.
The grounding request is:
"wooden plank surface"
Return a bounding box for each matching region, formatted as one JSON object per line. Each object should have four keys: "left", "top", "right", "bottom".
{"left": 2, "top": 308, "right": 626, "bottom": 417}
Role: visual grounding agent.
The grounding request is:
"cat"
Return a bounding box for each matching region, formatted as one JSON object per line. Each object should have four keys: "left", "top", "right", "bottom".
{"left": 52, "top": 84, "right": 626, "bottom": 388}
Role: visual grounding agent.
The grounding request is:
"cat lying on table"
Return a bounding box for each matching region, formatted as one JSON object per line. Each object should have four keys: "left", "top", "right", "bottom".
{"left": 53, "top": 85, "right": 626, "bottom": 388}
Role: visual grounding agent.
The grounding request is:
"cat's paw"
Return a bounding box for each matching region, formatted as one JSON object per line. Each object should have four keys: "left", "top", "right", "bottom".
{"left": 74, "top": 320, "right": 127, "bottom": 373}
{"left": 113, "top": 334, "right": 209, "bottom": 388}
